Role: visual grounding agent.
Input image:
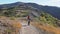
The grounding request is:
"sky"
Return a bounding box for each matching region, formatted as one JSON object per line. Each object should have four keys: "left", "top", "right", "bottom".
{"left": 0, "top": 0, "right": 60, "bottom": 7}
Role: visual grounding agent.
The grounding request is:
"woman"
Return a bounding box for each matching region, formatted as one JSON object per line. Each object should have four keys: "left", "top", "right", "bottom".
{"left": 27, "top": 15, "right": 30, "bottom": 25}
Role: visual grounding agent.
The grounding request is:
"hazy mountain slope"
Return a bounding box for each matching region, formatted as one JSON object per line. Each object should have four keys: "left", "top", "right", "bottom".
{"left": 25, "top": 3, "right": 60, "bottom": 19}
{"left": 0, "top": 2, "right": 24, "bottom": 8}
{"left": 0, "top": 2, "right": 60, "bottom": 34}
{"left": 0, "top": 2, "right": 60, "bottom": 26}
{"left": 0, "top": 2, "right": 60, "bottom": 19}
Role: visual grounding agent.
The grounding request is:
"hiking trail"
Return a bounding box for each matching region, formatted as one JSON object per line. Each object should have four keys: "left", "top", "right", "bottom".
{"left": 20, "top": 21, "right": 39, "bottom": 34}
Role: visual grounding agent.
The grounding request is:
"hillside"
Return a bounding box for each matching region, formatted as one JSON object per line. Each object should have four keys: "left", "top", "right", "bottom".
{"left": 0, "top": 2, "right": 60, "bottom": 19}
{"left": 0, "top": 2, "right": 60, "bottom": 34}
{"left": 0, "top": 2, "right": 60, "bottom": 27}
{"left": 0, "top": 16, "right": 22, "bottom": 34}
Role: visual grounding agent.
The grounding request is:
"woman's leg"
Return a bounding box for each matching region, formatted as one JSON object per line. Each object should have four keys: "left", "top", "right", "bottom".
{"left": 28, "top": 20, "right": 30, "bottom": 25}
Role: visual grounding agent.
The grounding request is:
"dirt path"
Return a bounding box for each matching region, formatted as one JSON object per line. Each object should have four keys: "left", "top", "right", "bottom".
{"left": 20, "top": 21, "right": 39, "bottom": 34}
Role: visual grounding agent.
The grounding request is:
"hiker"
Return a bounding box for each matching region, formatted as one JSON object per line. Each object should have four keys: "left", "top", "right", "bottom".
{"left": 27, "top": 15, "right": 31, "bottom": 25}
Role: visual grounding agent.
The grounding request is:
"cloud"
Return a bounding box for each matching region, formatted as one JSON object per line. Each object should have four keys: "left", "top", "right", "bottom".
{"left": 49, "top": 0, "right": 60, "bottom": 2}
{"left": 15, "top": 0, "right": 60, "bottom": 7}
{"left": 40, "top": 0, "right": 60, "bottom": 7}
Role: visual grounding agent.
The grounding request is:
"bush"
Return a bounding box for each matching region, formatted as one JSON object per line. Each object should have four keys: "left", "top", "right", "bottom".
{"left": 6, "top": 29, "right": 13, "bottom": 34}
{"left": 39, "top": 12, "right": 58, "bottom": 27}
{"left": 10, "top": 17, "right": 15, "bottom": 20}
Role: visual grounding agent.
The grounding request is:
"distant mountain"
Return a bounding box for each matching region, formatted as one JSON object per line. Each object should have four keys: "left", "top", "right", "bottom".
{"left": 25, "top": 3, "right": 60, "bottom": 20}
{"left": 0, "top": 2, "right": 60, "bottom": 19}
{"left": 0, "top": 2, "right": 24, "bottom": 8}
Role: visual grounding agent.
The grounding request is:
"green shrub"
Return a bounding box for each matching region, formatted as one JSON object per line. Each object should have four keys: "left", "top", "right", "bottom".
{"left": 10, "top": 17, "right": 15, "bottom": 20}
{"left": 39, "top": 12, "right": 58, "bottom": 27}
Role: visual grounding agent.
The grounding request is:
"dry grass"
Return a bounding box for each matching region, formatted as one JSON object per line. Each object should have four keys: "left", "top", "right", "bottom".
{"left": 0, "top": 16, "right": 22, "bottom": 34}
{"left": 31, "top": 22, "right": 60, "bottom": 34}
{"left": 0, "top": 16, "right": 22, "bottom": 28}
{"left": 12, "top": 20, "right": 22, "bottom": 28}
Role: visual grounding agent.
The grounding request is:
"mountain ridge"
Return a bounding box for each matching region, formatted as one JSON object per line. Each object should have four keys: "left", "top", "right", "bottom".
{"left": 0, "top": 2, "right": 60, "bottom": 19}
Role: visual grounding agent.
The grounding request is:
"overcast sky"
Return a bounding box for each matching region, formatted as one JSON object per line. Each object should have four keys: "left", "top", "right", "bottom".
{"left": 0, "top": 0, "right": 60, "bottom": 7}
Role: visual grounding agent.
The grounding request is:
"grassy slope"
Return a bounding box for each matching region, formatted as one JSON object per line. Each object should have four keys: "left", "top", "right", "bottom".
{"left": 30, "top": 12, "right": 60, "bottom": 34}
{"left": 0, "top": 16, "right": 22, "bottom": 34}
{"left": 31, "top": 21, "right": 60, "bottom": 34}
{"left": 0, "top": 5, "right": 60, "bottom": 34}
